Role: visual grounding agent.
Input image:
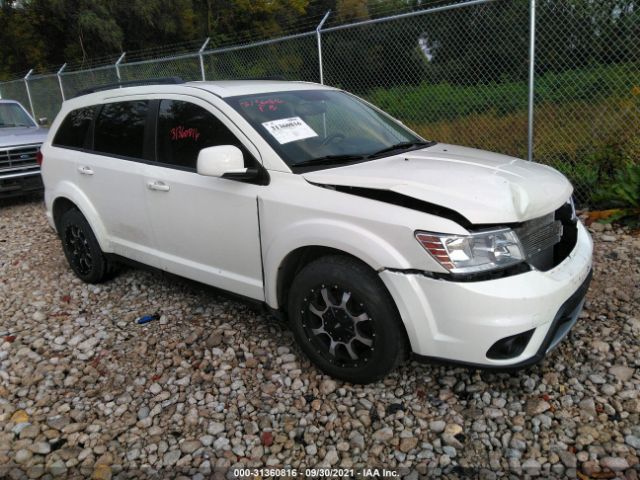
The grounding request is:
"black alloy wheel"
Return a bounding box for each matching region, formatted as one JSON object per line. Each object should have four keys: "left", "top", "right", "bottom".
{"left": 64, "top": 224, "right": 93, "bottom": 276}
{"left": 301, "top": 283, "right": 376, "bottom": 368}
{"left": 59, "top": 208, "right": 111, "bottom": 283}
{"left": 288, "top": 255, "right": 408, "bottom": 383}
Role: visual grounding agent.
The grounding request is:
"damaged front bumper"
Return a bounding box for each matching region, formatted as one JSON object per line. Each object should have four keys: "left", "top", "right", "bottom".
{"left": 379, "top": 221, "right": 593, "bottom": 368}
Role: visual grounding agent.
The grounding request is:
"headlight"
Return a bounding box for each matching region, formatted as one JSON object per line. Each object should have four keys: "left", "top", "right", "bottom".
{"left": 416, "top": 228, "right": 525, "bottom": 274}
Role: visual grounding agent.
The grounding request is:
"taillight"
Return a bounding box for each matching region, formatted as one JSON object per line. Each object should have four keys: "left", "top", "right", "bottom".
{"left": 36, "top": 151, "right": 43, "bottom": 166}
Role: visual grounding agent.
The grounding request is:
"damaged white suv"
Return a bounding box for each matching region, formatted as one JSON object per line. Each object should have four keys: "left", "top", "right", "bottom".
{"left": 41, "top": 80, "right": 593, "bottom": 383}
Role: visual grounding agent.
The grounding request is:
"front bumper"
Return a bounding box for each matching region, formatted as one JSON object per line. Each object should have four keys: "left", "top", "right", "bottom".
{"left": 0, "top": 170, "right": 43, "bottom": 198}
{"left": 379, "top": 221, "right": 593, "bottom": 367}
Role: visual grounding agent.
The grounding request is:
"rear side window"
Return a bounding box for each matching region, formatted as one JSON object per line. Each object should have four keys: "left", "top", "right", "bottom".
{"left": 94, "top": 101, "right": 149, "bottom": 159}
{"left": 53, "top": 107, "right": 95, "bottom": 149}
{"left": 157, "top": 100, "right": 250, "bottom": 170}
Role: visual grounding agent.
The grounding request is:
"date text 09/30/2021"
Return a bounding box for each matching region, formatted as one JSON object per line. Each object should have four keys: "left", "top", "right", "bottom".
{"left": 233, "top": 468, "right": 400, "bottom": 478}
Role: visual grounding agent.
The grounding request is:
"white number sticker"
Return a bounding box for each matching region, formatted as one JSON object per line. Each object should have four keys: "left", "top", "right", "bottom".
{"left": 262, "top": 116, "right": 318, "bottom": 144}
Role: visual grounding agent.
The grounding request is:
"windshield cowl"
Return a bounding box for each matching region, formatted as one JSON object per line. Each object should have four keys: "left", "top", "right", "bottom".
{"left": 289, "top": 142, "right": 439, "bottom": 171}
{"left": 365, "top": 140, "right": 436, "bottom": 160}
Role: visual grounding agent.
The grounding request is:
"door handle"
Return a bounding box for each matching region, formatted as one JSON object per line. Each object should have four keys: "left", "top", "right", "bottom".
{"left": 78, "top": 166, "right": 94, "bottom": 175}
{"left": 147, "top": 180, "right": 170, "bottom": 192}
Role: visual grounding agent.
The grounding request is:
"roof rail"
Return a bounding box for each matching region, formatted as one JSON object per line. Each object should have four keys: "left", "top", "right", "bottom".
{"left": 72, "top": 77, "right": 185, "bottom": 98}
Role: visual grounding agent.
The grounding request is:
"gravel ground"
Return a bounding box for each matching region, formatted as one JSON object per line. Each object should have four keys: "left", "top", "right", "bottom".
{"left": 0, "top": 197, "right": 638, "bottom": 480}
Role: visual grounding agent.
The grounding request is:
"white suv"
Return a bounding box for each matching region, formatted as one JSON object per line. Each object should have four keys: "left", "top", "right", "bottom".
{"left": 41, "top": 80, "right": 593, "bottom": 383}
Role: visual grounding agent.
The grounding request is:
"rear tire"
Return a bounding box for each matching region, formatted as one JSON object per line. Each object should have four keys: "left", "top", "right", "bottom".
{"left": 287, "top": 255, "right": 408, "bottom": 384}
{"left": 59, "top": 209, "right": 111, "bottom": 283}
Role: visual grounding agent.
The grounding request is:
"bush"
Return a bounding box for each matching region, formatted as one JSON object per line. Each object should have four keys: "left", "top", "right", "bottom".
{"left": 594, "top": 163, "right": 640, "bottom": 209}
{"left": 591, "top": 163, "right": 640, "bottom": 225}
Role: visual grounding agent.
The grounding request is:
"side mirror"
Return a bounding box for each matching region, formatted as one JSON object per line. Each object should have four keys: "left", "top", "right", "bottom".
{"left": 37, "top": 117, "right": 48, "bottom": 126}
{"left": 197, "top": 145, "right": 246, "bottom": 177}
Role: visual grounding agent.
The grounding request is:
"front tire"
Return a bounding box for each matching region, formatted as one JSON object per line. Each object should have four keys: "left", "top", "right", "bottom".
{"left": 59, "top": 209, "right": 111, "bottom": 283}
{"left": 287, "top": 255, "right": 408, "bottom": 384}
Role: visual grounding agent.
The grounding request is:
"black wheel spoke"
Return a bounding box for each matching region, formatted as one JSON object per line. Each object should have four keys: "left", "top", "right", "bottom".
{"left": 302, "top": 284, "right": 375, "bottom": 367}
{"left": 65, "top": 224, "right": 94, "bottom": 276}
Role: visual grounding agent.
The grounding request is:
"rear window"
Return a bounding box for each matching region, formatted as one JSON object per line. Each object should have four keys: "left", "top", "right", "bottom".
{"left": 53, "top": 107, "right": 95, "bottom": 149}
{"left": 94, "top": 101, "right": 149, "bottom": 159}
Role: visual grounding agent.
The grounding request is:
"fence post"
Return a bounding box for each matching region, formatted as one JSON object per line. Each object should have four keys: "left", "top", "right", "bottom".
{"left": 199, "top": 38, "right": 211, "bottom": 81}
{"left": 23, "top": 69, "right": 36, "bottom": 119}
{"left": 527, "top": 0, "right": 536, "bottom": 162}
{"left": 316, "top": 10, "right": 331, "bottom": 84}
{"left": 57, "top": 63, "right": 67, "bottom": 101}
{"left": 115, "top": 52, "right": 126, "bottom": 82}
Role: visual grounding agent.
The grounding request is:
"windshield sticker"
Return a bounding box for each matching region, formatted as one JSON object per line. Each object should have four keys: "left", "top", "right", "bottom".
{"left": 262, "top": 117, "right": 318, "bottom": 144}
{"left": 170, "top": 125, "right": 200, "bottom": 142}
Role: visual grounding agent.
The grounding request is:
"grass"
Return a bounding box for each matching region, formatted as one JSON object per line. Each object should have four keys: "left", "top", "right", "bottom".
{"left": 363, "top": 63, "right": 640, "bottom": 204}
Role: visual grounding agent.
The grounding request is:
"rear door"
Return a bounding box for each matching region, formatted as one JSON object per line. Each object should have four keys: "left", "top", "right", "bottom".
{"left": 77, "top": 100, "right": 159, "bottom": 266}
{"left": 143, "top": 96, "right": 265, "bottom": 300}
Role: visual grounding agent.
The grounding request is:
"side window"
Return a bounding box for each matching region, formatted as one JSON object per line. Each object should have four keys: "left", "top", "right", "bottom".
{"left": 94, "top": 101, "right": 149, "bottom": 159}
{"left": 157, "top": 100, "right": 251, "bottom": 170}
{"left": 53, "top": 106, "right": 96, "bottom": 149}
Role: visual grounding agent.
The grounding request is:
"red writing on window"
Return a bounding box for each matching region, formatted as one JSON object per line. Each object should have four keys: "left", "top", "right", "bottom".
{"left": 240, "top": 99, "right": 284, "bottom": 112}
{"left": 170, "top": 125, "right": 200, "bottom": 141}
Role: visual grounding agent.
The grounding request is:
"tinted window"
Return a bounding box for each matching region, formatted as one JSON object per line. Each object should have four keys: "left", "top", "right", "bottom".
{"left": 53, "top": 107, "right": 95, "bottom": 148}
{"left": 157, "top": 100, "right": 249, "bottom": 170}
{"left": 94, "top": 101, "right": 149, "bottom": 159}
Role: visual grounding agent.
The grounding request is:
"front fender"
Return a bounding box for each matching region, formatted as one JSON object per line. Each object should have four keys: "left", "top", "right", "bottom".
{"left": 262, "top": 217, "right": 414, "bottom": 308}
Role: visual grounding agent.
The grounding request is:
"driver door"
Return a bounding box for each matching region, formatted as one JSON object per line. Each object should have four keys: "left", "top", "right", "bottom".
{"left": 143, "top": 96, "right": 265, "bottom": 300}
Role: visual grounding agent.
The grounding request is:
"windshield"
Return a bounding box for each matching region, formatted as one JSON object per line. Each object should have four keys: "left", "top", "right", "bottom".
{"left": 226, "top": 90, "right": 429, "bottom": 169}
{"left": 0, "top": 103, "right": 35, "bottom": 128}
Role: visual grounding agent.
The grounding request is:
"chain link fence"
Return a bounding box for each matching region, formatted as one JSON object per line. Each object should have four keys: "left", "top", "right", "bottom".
{"left": 0, "top": 79, "right": 31, "bottom": 115}
{"left": 534, "top": 1, "right": 640, "bottom": 203}
{"left": 119, "top": 54, "right": 202, "bottom": 83}
{"left": 1, "top": 0, "right": 638, "bottom": 203}
{"left": 61, "top": 65, "right": 119, "bottom": 99}
{"left": 322, "top": 0, "right": 530, "bottom": 159}
{"left": 26, "top": 74, "right": 63, "bottom": 124}
{"left": 204, "top": 33, "right": 320, "bottom": 82}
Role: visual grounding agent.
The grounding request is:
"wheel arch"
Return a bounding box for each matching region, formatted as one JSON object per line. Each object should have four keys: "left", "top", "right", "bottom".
{"left": 275, "top": 246, "right": 371, "bottom": 313}
{"left": 52, "top": 197, "right": 77, "bottom": 232}
{"left": 50, "top": 183, "right": 111, "bottom": 252}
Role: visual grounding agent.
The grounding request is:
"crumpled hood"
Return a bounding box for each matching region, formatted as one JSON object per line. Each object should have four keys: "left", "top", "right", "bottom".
{"left": 302, "top": 143, "right": 573, "bottom": 224}
{"left": 0, "top": 127, "right": 48, "bottom": 148}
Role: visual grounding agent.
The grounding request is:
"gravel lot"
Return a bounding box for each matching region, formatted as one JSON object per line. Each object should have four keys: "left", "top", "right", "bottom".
{"left": 0, "top": 197, "right": 639, "bottom": 479}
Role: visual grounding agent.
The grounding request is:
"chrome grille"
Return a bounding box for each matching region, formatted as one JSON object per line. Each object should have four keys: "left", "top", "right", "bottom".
{"left": 0, "top": 144, "right": 41, "bottom": 172}
{"left": 516, "top": 213, "right": 563, "bottom": 259}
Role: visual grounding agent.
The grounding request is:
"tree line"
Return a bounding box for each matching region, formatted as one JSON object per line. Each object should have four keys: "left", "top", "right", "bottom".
{"left": 1, "top": 0, "right": 637, "bottom": 88}
{"left": 0, "top": 0, "right": 424, "bottom": 80}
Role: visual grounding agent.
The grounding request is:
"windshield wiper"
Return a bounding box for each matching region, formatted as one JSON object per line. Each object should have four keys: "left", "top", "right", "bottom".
{"left": 291, "top": 154, "right": 366, "bottom": 168}
{"left": 366, "top": 140, "right": 434, "bottom": 159}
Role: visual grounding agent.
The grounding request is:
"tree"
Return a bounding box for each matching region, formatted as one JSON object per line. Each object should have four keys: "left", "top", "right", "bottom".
{"left": 0, "top": 1, "right": 47, "bottom": 77}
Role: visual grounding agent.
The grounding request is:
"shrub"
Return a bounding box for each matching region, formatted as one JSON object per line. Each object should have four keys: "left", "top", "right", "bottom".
{"left": 592, "top": 163, "right": 640, "bottom": 225}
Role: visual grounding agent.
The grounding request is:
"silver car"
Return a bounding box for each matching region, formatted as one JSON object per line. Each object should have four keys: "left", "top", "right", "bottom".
{"left": 0, "top": 99, "right": 48, "bottom": 198}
